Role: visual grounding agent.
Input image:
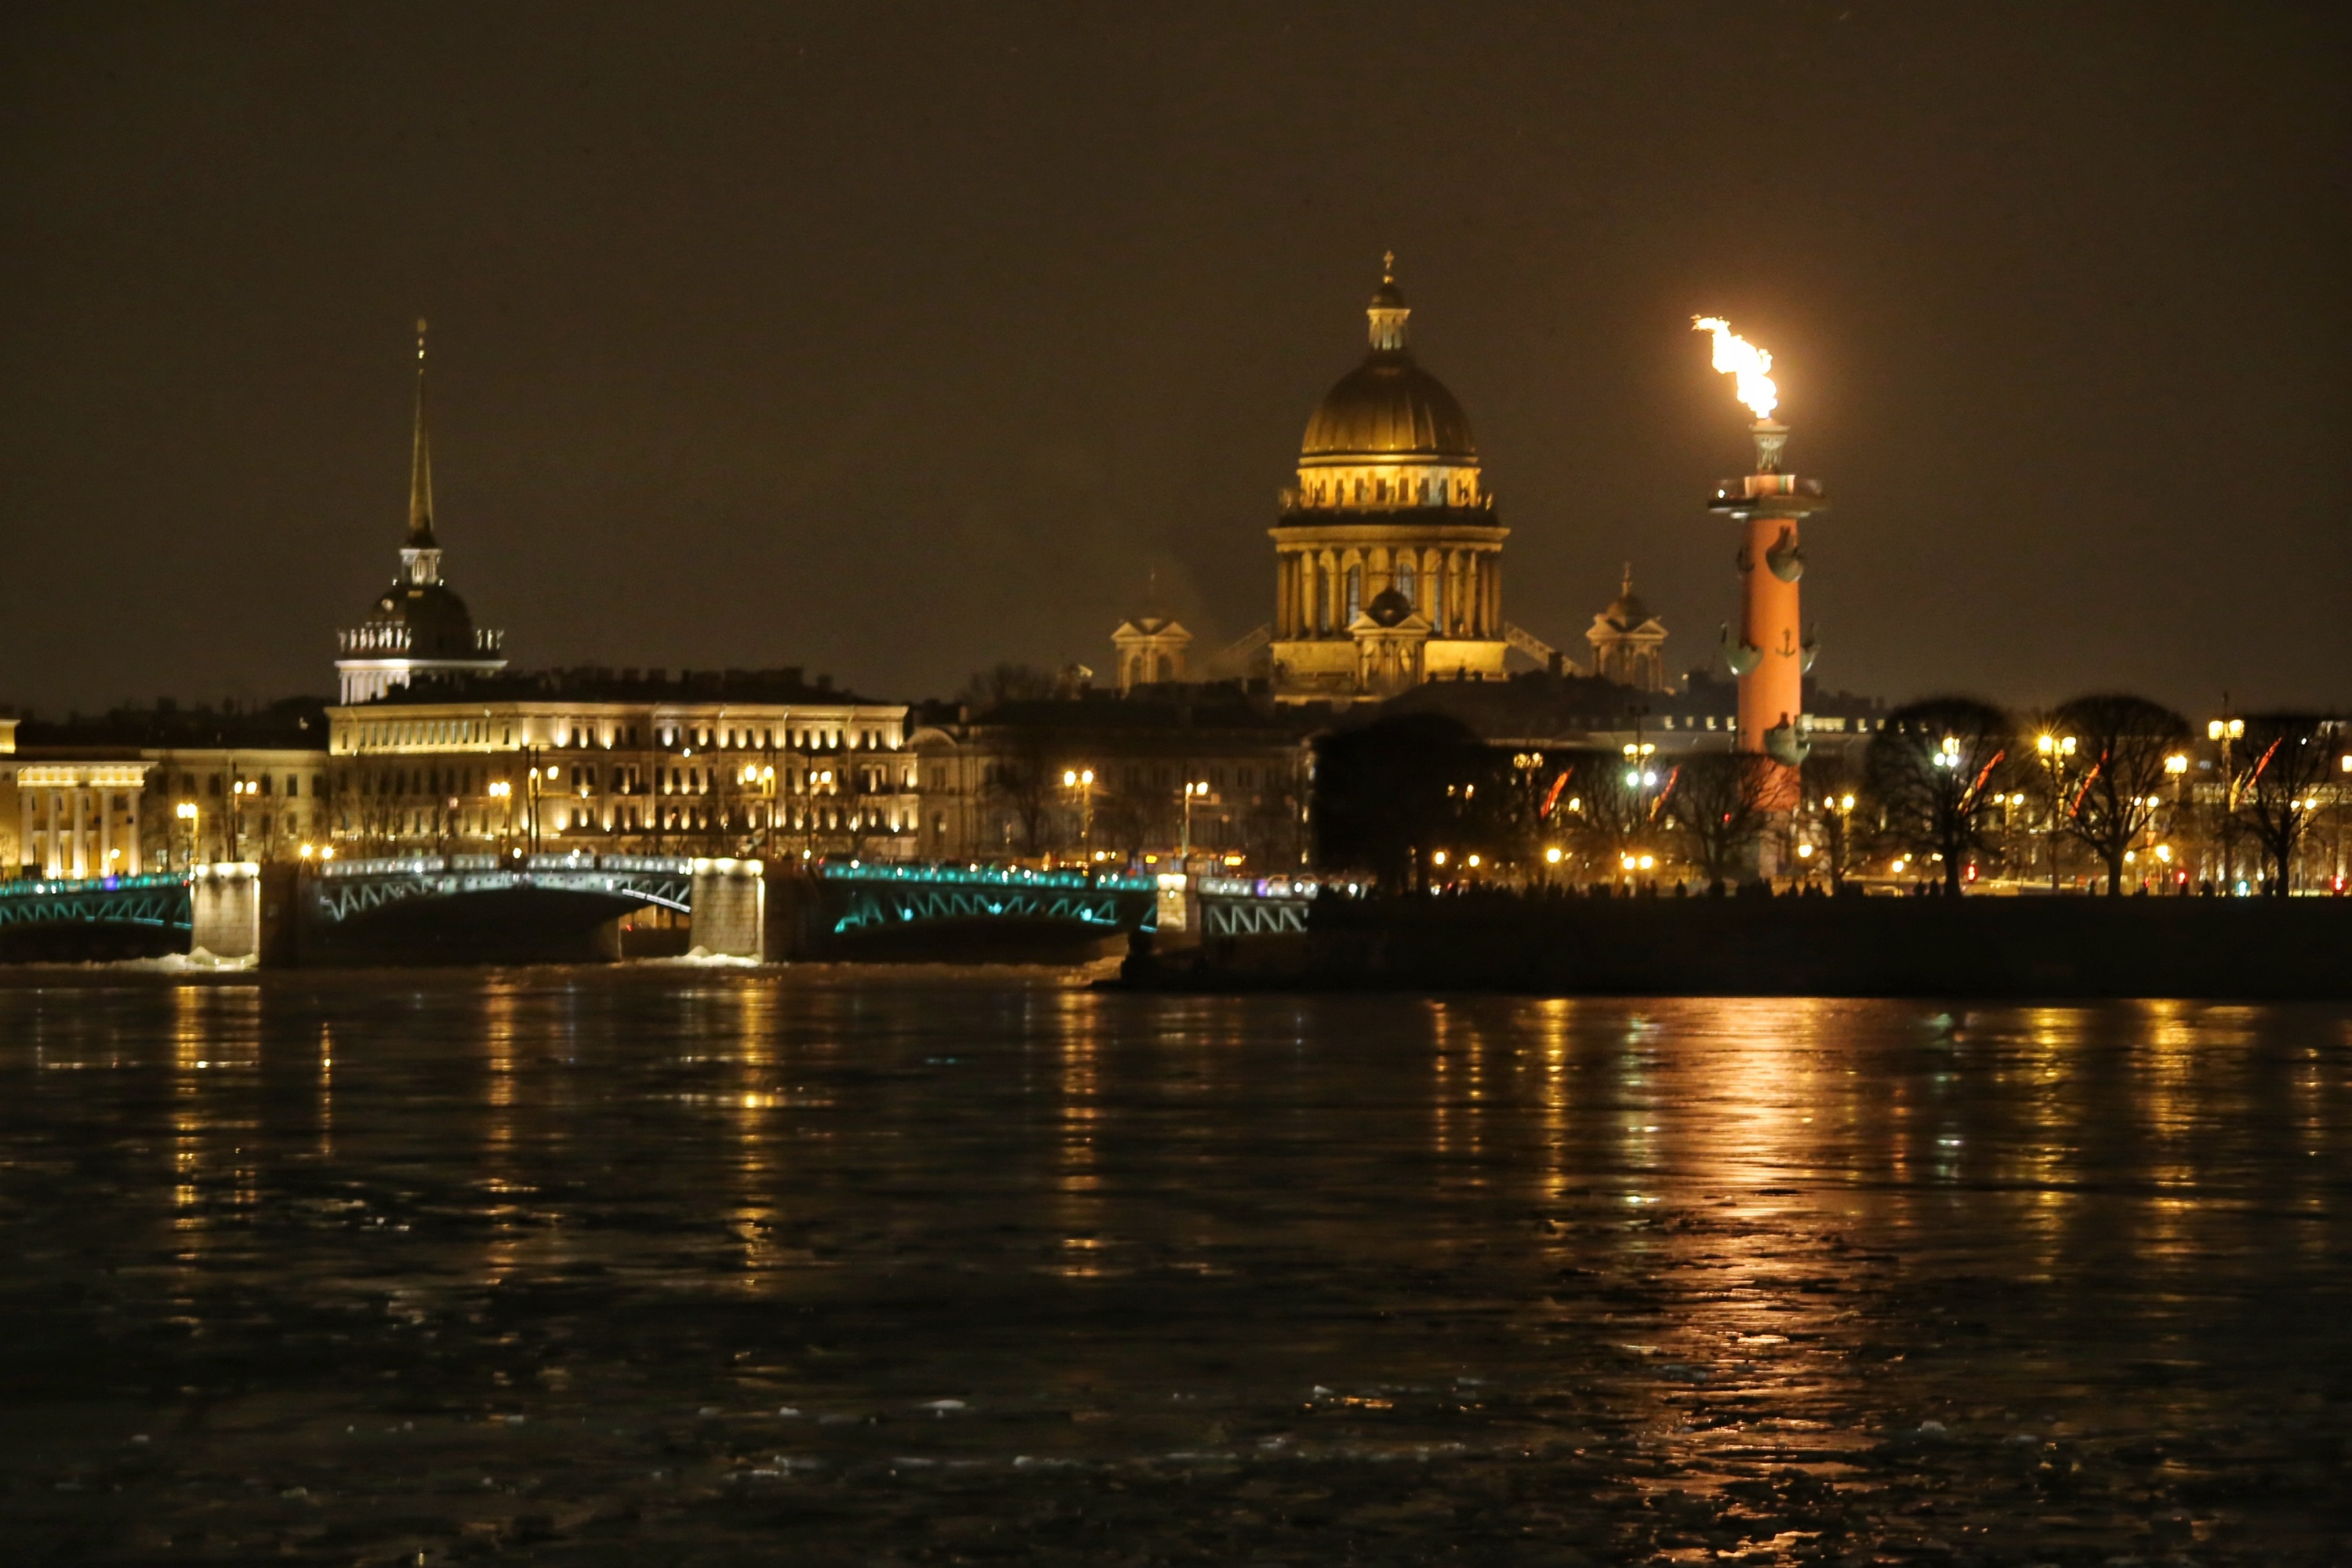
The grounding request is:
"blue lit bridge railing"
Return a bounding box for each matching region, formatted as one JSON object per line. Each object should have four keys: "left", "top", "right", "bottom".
{"left": 308, "top": 853, "right": 696, "bottom": 925}
{"left": 817, "top": 861, "right": 1157, "bottom": 939}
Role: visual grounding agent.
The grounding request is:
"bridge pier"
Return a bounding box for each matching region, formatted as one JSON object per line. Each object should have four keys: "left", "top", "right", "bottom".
{"left": 190, "top": 863, "right": 263, "bottom": 961}
{"left": 689, "top": 858, "right": 765, "bottom": 960}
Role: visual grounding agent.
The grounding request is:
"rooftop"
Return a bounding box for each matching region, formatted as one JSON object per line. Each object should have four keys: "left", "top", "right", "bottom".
{"left": 345, "top": 666, "right": 885, "bottom": 708}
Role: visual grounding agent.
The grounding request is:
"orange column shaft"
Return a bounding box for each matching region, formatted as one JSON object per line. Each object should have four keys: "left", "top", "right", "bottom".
{"left": 1737, "top": 513, "right": 1802, "bottom": 752}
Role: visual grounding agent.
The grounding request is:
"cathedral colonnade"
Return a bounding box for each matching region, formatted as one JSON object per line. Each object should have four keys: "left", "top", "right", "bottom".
{"left": 1274, "top": 543, "right": 1501, "bottom": 638}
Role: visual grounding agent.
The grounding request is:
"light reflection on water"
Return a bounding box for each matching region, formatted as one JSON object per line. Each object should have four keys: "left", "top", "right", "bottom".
{"left": 0, "top": 972, "right": 2345, "bottom": 1563}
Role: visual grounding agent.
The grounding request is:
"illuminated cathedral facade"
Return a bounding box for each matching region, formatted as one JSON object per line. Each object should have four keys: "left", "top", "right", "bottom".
{"left": 1264, "top": 262, "right": 1527, "bottom": 702}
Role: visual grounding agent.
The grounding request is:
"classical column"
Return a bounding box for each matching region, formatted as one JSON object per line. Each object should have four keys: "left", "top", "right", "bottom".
{"left": 70, "top": 788, "right": 87, "bottom": 877}
{"left": 43, "top": 791, "right": 58, "bottom": 877}
{"left": 125, "top": 787, "right": 143, "bottom": 874}
{"left": 17, "top": 793, "right": 31, "bottom": 877}
{"left": 99, "top": 790, "right": 112, "bottom": 877}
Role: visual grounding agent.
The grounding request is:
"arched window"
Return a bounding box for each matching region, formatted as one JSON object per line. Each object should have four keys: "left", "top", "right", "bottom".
{"left": 1396, "top": 557, "right": 1417, "bottom": 605}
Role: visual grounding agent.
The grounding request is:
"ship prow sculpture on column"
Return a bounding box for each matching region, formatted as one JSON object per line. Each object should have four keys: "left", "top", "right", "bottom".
{"left": 1695, "top": 318, "right": 1825, "bottom": 789}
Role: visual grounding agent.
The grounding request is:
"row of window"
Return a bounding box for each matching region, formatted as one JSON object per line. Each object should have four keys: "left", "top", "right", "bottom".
{"left": 349, "top": 718, "right": 904, "bottom": 753}
{"left": 166, "top": 772, "right": 322, "bottom": 800}
{"left": 342, "top": 805, "right": 909, "bottom": 837}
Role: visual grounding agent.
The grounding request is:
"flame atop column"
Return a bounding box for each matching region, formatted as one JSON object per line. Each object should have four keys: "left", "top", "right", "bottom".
{"left": 1692, "top": 316, "right": 1778, "bottom": 422}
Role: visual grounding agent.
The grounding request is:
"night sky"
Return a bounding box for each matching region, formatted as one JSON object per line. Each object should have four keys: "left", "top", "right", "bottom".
{"left": 4, "top": 3, "right": 2346, "bottom": 717}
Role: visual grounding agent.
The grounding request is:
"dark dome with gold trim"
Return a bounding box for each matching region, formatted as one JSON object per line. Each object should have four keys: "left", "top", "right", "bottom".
{"left": 1300, "top": 274, "right": 1477, "bottom": 462}
{"left": 356, "top": 581, "right": 485, "bottom": 660}
{"left": 1302, "top": 358, "right": 1477, "bottom": 461}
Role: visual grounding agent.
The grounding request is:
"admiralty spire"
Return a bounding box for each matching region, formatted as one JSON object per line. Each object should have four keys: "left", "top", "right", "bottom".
{"left": 335, "top": 321, "right": 507, "bottom": 704}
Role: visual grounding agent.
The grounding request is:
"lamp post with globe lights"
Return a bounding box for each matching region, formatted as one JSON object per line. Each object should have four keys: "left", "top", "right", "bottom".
{"left": 1061, "top": 768, "right": 1095, "bottom": 863}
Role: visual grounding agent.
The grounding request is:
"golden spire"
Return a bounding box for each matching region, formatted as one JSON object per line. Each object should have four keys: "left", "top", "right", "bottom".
{"left": 1382, "top": 249, "right": 1395, "bottom": 284}
{"left": 406, "top": 317, "right": 436, "bottom": 548}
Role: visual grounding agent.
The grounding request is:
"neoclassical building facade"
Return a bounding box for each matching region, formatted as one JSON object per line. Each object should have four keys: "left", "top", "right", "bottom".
{"left": 325, "top": 668, "right": 920, "bottom": 861}
{"left": 1265, "top": 263, "right": 1529, "bottom": 702}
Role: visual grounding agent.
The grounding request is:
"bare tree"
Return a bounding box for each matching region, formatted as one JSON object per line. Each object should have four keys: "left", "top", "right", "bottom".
{"left": 1664, "top": 751, "right": 1780, "bottom": 891}
{"left": 1864, "top": 697, "right": 2015, "bottom": 895}
{"left": 957, "top": 663, "right": 1059, "bottom": 713}
{"left": 2230, "top": 713, "right": 2337, "bottom": 895}
{"left": 2035, "top": 695, "right": 2192, "bottom": 895}
{"left": 1242, "top": 768, "right": 1307, "bottom": 869}
{"left": 1558, "top": 747, "right": 1653, "bottom": 884}
{"left": 982, "top": 726, "right": 1062, "bottom": 858}
{"left": 1799, "top": 751, "right": 1862, "bottom": 891}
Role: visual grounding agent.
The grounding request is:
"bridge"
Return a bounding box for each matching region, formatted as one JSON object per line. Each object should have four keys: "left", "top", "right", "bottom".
{"left": 310, "top": 853, "right": 696, "bottom": 923}
{"left": 302, "top": 853, "right": 756, "bottom": 964}
{"left": 794, "top": 862, "right": 1157, "bottom": 958}
{"left": 0, "top": 857, "right": 1165, "bottom": 966}
{"left": 0, "top": 871, "right": 194, "bottom": 960}
{"left": 1190, "top": 874, "right": 1338, "bottom": 938}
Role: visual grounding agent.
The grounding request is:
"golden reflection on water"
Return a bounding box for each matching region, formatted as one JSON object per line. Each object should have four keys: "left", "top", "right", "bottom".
{"left": 317, "top": 1020, "right": 334, "bottom": 1161}
{"left": 165, "top": 985, "right": 263, "bottom": 1321}
{"left": 1430, "top": 999, "right": 1494, "bottom": 1167}
{"left": 478, "top": 978, "right": 523, "bottom": 1287}
{"left": 725, "top": 980, "right": 782, "bottom": 1288}
{"left": 1052, "top": 989, "right": 1107, "bottom": 1276}
{"left": 2009, "top": 1006, "right": 2085, "bottom": 1276}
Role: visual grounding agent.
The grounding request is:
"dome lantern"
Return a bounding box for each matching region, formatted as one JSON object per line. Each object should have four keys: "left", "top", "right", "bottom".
{"left": 1367, "top": 252, "right": 1410, "bottom": 352}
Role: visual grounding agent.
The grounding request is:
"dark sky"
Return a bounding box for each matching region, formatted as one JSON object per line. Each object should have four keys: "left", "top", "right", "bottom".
{"left": 4, "top": 2, "right": 2347, "bottom": 717}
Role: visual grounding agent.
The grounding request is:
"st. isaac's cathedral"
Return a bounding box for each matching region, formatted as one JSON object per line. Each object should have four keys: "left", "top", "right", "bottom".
{"left": 1265, "top": 260, "right": 1532, "bottom": 701}
{"left": 1122, "top": 261, "right": 1669, "bottom": 705}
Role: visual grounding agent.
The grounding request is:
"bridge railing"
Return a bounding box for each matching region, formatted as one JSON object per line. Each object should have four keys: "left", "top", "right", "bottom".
{"left": 321, "top": 853, "right": 694, "bottom": 879}
{"left": 0, "top": 870, "right": 191, "bottom": 898}
{"left": 818, "top": 861, "right": 1155, "bottom": 893}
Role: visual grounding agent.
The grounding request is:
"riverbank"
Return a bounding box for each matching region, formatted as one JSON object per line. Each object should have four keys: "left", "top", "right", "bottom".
{"left": 1123, "top": 895, "right": 2352, "bottom": 999}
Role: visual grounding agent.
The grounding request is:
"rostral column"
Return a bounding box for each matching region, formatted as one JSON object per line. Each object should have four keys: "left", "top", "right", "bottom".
{"left": 1695, "top": 319, "right": 1824, "bottom": 769}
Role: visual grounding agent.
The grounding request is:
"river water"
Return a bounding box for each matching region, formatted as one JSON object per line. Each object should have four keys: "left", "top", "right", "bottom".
{"left": 1, "top": 970, "right": 2344, "bottom": 1564}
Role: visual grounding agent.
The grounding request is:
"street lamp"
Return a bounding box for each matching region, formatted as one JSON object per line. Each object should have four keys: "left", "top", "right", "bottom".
{"left": 2209, "top": 716, "right": 2245, "bottom": 887}
{"left": 1061, "top": 768, "right": 1095, "bottom": 862}
{"left": 487, "top": 780, "right": 514, "bottom": 858}
{"left": 2034, "top": 733, "right": 2078, "bottom": 891}
{"left": 226, "top": 777, "right": 263, "bottom": 862}
{"left": 176, "top": 800, "right": 198, "bottom": 868}
{"left": 739, "top": 764, "right": 778, "bottom": 853}
{"left": 1180, "top": 779, "right": 1209, "bottom": 864}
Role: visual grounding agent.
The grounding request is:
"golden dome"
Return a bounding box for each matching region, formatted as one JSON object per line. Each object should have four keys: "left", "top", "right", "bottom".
{"left": 1299, "top": 270, "right": 1477, "bottom": 463}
